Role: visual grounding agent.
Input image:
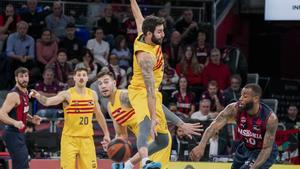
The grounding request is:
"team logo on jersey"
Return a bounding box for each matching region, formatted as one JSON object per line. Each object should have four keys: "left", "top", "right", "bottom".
{"left": 75, "top": 109, "right": 80, "bottom": 113}
{"left": 88, "top": 101, "right": 94, "bottom": 106}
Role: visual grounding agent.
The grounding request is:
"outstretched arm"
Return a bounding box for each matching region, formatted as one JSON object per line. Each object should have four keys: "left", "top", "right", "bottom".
{"left": 251, "top": 113, "right": 278, "bottom": 169}
{"left": 130, "top": 0, "right": 144, "bottom": 33}
{"left": 190, "top": 102, "right": 237, "bottom": 161}
{"left": 0, "top": 93, "right": 24, "bottom": 129}
{"left": 30, "top": 89, "right": 68, "bottom": 106}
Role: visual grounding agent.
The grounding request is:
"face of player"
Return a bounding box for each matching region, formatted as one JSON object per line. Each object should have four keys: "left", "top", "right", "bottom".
{"left": 15, "top": 72, "right": 29, "bottom": 88}
{"left": 73, "top": 70, "right": 88, "bottom": 88}
{"left": 238, "top": 88, "right": 258, "bottom": 112}
{"left": 151, "top": 24, "right": 165, "bottom": 45}
{"left": 98, "top": 75, "right": 116, "bottom": 98}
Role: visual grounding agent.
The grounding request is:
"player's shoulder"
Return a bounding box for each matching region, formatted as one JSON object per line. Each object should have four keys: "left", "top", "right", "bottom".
{"left": 6, "top": 92, "right": 19, "bottom": 101}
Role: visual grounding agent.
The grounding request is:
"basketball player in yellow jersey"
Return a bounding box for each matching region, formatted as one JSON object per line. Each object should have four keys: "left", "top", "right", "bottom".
{"left": 128, "top": 0, "right": 167, "bottom": 168}
{"left": 97, "top": 68, "right": 202, "bottom": 169}
{"left": 29, "top": 67, "right": 110, "bottom": 169}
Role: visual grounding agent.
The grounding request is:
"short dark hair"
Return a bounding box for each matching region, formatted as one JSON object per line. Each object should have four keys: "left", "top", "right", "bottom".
{"left": 208, "top": 80, "right": 218, "bottom": 87}
{"left": 14, "top": 67, "right": 29, "bottom": 77}
{"left": 57, "top": 48, "right": 67, "bottom": 55}
{"left": 142, "top": 15, "right": 165, "bottom": 35}
{"left": 244, "top": 83, "right": 262, "bottom": 97}
{"left": 96, "top": 67, "right": 115, "bottom": 80}
{"left": 74, "top": 67, "right": 88, "bottom": 74}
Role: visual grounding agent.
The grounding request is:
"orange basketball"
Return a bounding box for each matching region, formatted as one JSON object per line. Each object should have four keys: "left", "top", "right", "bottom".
{"left": 107, "top": 138, "right": 132, "bottom": 162}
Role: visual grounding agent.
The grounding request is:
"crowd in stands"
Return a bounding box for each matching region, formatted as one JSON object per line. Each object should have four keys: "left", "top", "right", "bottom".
{"left": 0, "top": 0, "right": 299, "bottom": 164}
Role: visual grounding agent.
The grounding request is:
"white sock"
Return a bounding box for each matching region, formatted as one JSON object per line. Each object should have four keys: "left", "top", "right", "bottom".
{"left": 141, "top": 157, "right": 150, "bottom": 166}
{"left": 124, "top": 160, "right": 134, "bottom": 169}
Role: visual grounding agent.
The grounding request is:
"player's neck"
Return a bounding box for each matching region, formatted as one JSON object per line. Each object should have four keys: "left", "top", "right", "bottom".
{"left": 74, "top": 86, "right": 86, "bottom": 95}
{"left": 144, "top": 36, "right": 156, "bottom": 46}
{"left": 109, "top": 88, "right": 117, "bottom": 105}
{"left": 16, "top": 84, "right": 27, "bottom": 93}
{"left": 247, "top": 103, "right": 260, "bottom": 116}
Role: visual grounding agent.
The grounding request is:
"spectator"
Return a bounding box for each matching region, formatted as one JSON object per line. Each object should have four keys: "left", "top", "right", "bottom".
{"left": 59, "top": 23, "right": 84, "bottom": 67}
{"left": 75, "top": 48, "right": 98, "bottom": 84}
{"left": 34, "top": 68, "right": 64, "bottom": 119}
{"left": 171, "top": 126, "right": 190, "bottom": 161}
{"left": 87, "top": 27, "right": 110, "bottom": 67}
{"left": 36, "top": 28, "right": 58, "bottom": 69}
{"left": 0, "top": 4, "right": 21, "bottom": 51}
{"left": 194, "top": 30, "right": 210, "bottom": 66}
{"left": 45, "top": 1, "right": 72, "bottom": 39}
{"left": 283, "top": 105, "right": 299, "bottom": 129}
{"left": 161, "top": 57, "right": 179, "bottom": 106}
{"left": 121, "top": 7, "right": 137, "bottom": 47}
{"left": 107, "top": 54, "right": 127, "bottom": 89}
{"left": 156, "top": 8, "right": 174, "bottom": 44}
{"left": 111, "top": 35, "right": 131, "bottom": 70}
{"left": 201, "top": 80, "right": 225, "bottom": 112}
{"left": 47, "top": 48, "right": 73, "bottom": 84}
{"left": 191, "top": 99, "right": 218, "bottom": 121}
{"left": 163, "top": 31, "right": 182, "bottom": 68}
{"left": 21, "top": 0, "right": 47, "bottom": 39}
{"left": 203, "top": 48, "right": 231, "bottom": 90}
{"left": 97, "top": 4, "right": 120, "bottom": 46}
{"left": 171, "top": 76, "right": 195, "bottom": 118}
{"left": 223, "top": 74, "right": 242, "bottom": 105}
{"left": 175, "top": 9, "right": 198, "bottom": 45}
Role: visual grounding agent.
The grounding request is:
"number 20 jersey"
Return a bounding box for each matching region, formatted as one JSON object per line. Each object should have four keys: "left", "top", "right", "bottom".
{"left": 62, "top": 87, "right": 95, "bottom": 137}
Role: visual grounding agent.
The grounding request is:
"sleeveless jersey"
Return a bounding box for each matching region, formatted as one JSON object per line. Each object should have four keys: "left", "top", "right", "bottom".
{"left": 236, "top": 103, "right": 273, "bottom": 149}
{"left": 6, "top": 87, "right": 29, "bottom": 133}
{"left": 128, "top": 33, "right": 164, "bottom": 91}
{"left": 63, "top": 87, "right": 95, "bottom": 137}
{"left": 108, "top": 90, "right": 136, "bottom": 127}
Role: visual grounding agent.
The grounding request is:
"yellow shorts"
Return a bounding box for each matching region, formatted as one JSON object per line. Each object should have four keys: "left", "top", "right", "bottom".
{"left": 60, "top": 135, "right": 97, "bottom": 169}
{"left": 128, "top": 89, "right": 168, "bottom": 134}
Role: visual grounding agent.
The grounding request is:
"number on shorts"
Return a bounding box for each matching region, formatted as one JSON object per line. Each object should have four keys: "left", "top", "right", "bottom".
{"left": 79, "top": 117, "right": 88, "bottom": 125}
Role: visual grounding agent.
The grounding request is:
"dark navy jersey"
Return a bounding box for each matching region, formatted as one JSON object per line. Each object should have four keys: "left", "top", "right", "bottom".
{"left": 6, "top": 87, "right": 29, "bottom": 133}
{"left": 236, "top": 103, "right": 273, "bottom": 149}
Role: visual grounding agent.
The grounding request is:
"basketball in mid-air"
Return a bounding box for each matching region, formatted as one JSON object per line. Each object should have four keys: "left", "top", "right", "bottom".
{"left": 107, "top": 138, "right": 132, "bottom": 162}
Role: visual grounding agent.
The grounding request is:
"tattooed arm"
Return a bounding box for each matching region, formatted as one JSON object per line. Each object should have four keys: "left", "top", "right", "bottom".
{"left": 251, "top": 113, "right": 278, "bottom": 169}
{"left": 130, "top": 0, "right": 144, "bottom": 33}
{"left": 190, "top": 102, "right": 238, "bottom": 161}
{"left": 119, "top": 90, "right": 132, "bottom": 108}
{"left": 29, "top": 89, "right": 68, "bottom": 106}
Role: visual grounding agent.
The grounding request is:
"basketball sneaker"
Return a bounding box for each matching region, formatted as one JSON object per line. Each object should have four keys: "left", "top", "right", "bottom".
{"left": 142, "top": 160, "right": 161, "bottom": 169}
{"left": 112, "top": 162, "right": 124, "bottom": 169}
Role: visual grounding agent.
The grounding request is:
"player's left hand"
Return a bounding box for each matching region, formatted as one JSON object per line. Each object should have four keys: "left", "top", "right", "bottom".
{"left": 150, "top": 118, "right": 159, "bottom": 139}
{"left": 178, "top": 122, "right": 203, "bottom": 139}
{"left": 101, "top": 135, "right": 110, "bottom": 151}
{"left": 32, "top": 115, "right": 42, "bottom": 125}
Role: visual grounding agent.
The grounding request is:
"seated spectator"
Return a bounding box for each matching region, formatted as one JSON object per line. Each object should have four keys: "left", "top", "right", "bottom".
{"left": 171, "top": 76, "right": 195, "bottom": 118}
{"left": 59, "top": 23, "right": 83, "bottom": 67}
{"left": 203, "top": 48, "right": 231, "bottom": 90}
{"left": 111, "top": 35, "right": 131, "bottom": 70}
{"left": 75, "top": 48, "right": 98, "bottom": 84}
{"left": 0, "top": 4, "right": 21, "bottom": 51}
{"left": 191, "top": 99, "right": 218, "bottom": 121}
{"left": 87, "top": 27, "right": 110, "bottom": 67}
{"left": 223, "top": 74, "right": 242, "bottom": 105}
{"left": 171, "top": 126, "right": 190, "bottom": 161}
{"left": 161, "top": 57, "right": 179, "bottom": 106}
{"left": 36, "top": 28, "right": 58, "bottom": 69}
{"left": 21, "top": 0, "right": 47, "bottom": 39}
{"left": 175, "top": 8, "right": 198, "bottom": 45}
{"left": 201, "top": 80, "right": 225, "bottom": 112}
{"left": 47, "top": 48, "right": 73, "bottom": 84}
{"left": 156, "top": 8, "right": 174, "bottom": 44}
{"left": 283, "top": 104, "right": 299, "bottom": 129}
{"left": 107, "top": 54, "right": 127, "bottom": 89}
{"left": 194, "top": 30, "right": 210, "bottom": 66}
{"left": 163, "top": 31, "right": 182, "bottom": 68}
{"left": 97, "top": 4, "right": 120, "bottom": 47}
{"left": 45, "top": 1, "right": 72, "bottom": 39}
{"left": 35, "top": 68, "right": 64, "bottom": 119}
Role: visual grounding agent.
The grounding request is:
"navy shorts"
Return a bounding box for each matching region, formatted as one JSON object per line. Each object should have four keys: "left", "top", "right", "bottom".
{"left": 4, "top": 131, "right": 29, "bottom": 169}
{"left": 231, "top": 142, "right": 278, "bottom": 169}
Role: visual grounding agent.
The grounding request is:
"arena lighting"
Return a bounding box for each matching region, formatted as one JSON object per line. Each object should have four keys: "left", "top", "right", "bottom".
{"left": 265, "top": 0, "right": 300, "bottom": 20}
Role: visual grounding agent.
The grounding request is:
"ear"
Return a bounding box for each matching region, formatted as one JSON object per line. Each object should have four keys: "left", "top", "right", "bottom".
{"left": 146, "top": 31, "right": 152, "bottom": 36}
{"left": 113, "top": 80, "right": 116, "bottom": 86}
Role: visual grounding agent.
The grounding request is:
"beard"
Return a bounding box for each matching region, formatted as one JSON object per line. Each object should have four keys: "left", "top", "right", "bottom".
{"left": 152, "top": 36, "right": 163, "bottom": 45}
{"left": 17, "top": 80, "right": 28, "bottom": 88}
{"left": 239, "top": 101, "right": 254, "bottom": 112}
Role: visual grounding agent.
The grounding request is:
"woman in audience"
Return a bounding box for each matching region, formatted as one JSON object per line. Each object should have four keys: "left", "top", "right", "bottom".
{"left": 75, "top": 48, "right": 98, "bottom": 84}
{"left": 111, "top": 35, "right": 131, "bottom": 71}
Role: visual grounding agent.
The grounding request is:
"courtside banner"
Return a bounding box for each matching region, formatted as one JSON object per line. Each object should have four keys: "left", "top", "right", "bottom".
{"left": 265, "top": 0, "right": 300, "bottom": 20}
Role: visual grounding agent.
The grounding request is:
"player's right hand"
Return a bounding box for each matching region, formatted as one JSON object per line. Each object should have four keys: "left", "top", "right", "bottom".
{"left": 189, "top": 144, "right": 205, "bottom": 161}
{"left": 13, "top": 121, "right": 25, "bottom": 129}
{"left": 150, "top": 118, "right": 159, "bottom": 139}
{"left": 29, "top": 89, "right": 40, "bottom": 98}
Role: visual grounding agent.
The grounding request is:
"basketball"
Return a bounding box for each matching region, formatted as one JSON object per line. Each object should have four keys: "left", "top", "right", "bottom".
{"left": 107, "top": 138, "right": 132, "bottom": 162}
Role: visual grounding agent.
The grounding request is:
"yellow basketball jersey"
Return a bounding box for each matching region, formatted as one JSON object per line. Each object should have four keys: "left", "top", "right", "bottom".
{"left": 108, "top": 90, "right": 137, "bottom": 128}
{"left": 63, "top": 87, "right": 95, "bottom": 137}
{"left": 128, "top": 33, "right": 164, "bottom": 91}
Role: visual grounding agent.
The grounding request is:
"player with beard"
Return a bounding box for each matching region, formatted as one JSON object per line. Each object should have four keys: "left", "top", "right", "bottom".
{"left": 0, "top": 67, "right": 41, "bottom": 169}
{"left": 29, "top": 67, "right": 110, "bottom": 169}
{"left": 128, "top": 0, "right": 167, "bottom": 168}
{"left": 190, "top": 83, "right": 278, "bottom": 169}
{"left": 97, "top": 68, "right": 202, "bottom": 169}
